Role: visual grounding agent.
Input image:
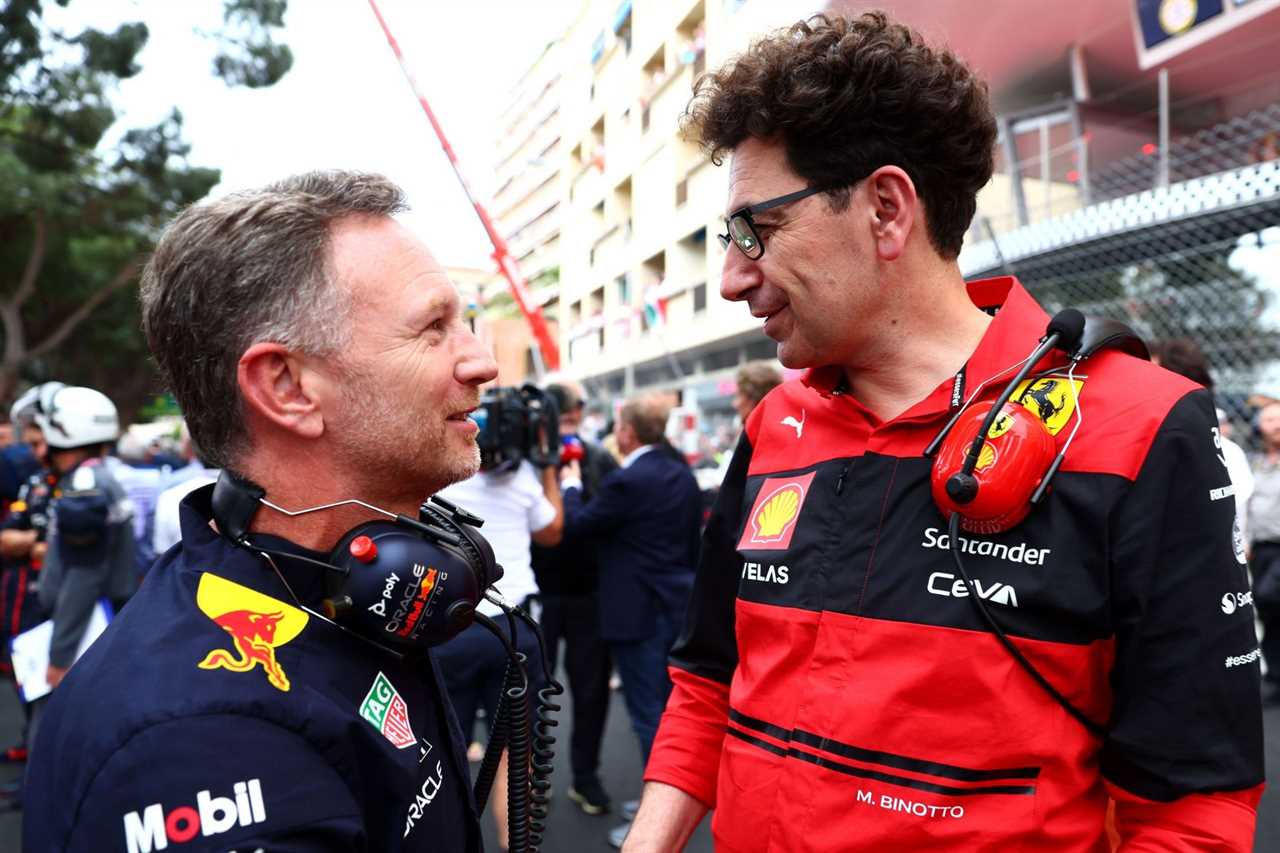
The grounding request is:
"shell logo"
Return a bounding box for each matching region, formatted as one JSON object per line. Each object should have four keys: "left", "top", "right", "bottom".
{"left": 976, "top": 443, "right": 997, "bottom": 471}
{"left": 738, "top": 472, "right": 816, "bottom": 551}
{"left": 751, "top": 485, "right": 803, "bottom": 542}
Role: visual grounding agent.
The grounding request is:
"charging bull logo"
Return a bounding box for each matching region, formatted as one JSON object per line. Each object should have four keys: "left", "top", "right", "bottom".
{"left": 1010, "top": 375, "right": 1085, "bottom": 436}
{"left": 195, "top": 573, "right": 308, "bottom": 693}
{"left": 738, "top": 472, "right": 817, "bottom": 551}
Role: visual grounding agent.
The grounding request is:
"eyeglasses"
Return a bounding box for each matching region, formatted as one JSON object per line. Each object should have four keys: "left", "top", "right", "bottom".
{"left": 717, "top": 185, "right": 829, "bottom": 260}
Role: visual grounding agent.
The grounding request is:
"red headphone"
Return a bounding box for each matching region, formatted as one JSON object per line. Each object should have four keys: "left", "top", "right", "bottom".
{"left": 927, "top": 310, "right": 1148, "bottom": 535}
{"left": 931, "top": 401, "right": 1056, "bottom": 534}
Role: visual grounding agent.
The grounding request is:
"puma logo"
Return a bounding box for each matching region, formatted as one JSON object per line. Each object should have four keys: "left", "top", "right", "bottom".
{"left": 781, "top": 410, "right": 806, "bottom": 438}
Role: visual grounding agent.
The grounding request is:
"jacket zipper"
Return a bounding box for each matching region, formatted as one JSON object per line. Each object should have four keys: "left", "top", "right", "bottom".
{"left": 834, "top": 461, "right": 852, "bottom": 496}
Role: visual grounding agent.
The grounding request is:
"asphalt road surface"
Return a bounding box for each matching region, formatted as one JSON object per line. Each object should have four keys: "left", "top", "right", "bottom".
{"left": 3, "top": 682, "right": 1277, "bottom": 851}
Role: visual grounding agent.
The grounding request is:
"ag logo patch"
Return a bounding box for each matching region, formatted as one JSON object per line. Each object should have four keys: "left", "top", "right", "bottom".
{"left": 361, "top": 671, "right": 417, "bottom": 749}
{"left": 738, "top": 472, "right": 816, "bottom": 551}
{"left": 1010, "top": 375, "right": 1084, "bottom": 435}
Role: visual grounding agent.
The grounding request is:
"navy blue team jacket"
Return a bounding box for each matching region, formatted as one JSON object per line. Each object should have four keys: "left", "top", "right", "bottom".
{"left": 25, "top": 485, "right": 481, "bottom": 852}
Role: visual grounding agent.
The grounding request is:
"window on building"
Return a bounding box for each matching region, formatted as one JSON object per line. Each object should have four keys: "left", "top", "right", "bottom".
{"left": 675, "top": 178, "right": 688, "bottom": 206}
{"left": 613, "top": 1, "right": 633, "bottom": 54}
{"left": 693, "top": 281, "right": 707, "bottom": 314}
{"left": 616, "top": 274, "right": 630, "bottom": 305}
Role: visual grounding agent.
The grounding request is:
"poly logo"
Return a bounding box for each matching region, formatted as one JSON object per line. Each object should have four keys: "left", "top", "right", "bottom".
{"left": 738, "top": 472, "right": 816, "bottom": 551}
{"left": 196, "top": 573, "right": 309, "bottom": 692}
{"left": 360, "top": 671, "right": 417, "bottom": 749}
{"left": 123, "top": 779, "right": 266, "bottom": 853}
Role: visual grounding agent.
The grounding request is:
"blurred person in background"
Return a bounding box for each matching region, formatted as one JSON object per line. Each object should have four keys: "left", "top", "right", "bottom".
{"left": 531, "top": 380, "right": 619, "bottom": 816}
{"left": 732, "top": 361, "right": 783, "bottom": 426}
{"left": 434, "top": 388, "right": 562, "bottom": 851}
{"left": 0, "top": 388, "right": 49, "bottom": 513}
{"left": 1249, "top": 399, "right": 1280, "bottom": 704}
{"left": 0, "top": 383, "right": 61, "bottom": 776}
{"left": 1149, "top": 338, "right": 1253, "bottom": 541}
{"left": 110, "top": 429, "right": 165, "bottom": 575}
{"left": 150, "top": 422, "right": 219, "bottom": 556}
{"left": 559, "top": 391, "right": 702, "bottom": 848}
{"left": 715, "top": 361, "right": 783, "bottom": 486}
{"left": 29, "top": 386, "right": 136, "bottom": 736}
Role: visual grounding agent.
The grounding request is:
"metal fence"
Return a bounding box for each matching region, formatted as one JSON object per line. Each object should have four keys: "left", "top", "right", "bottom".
{"left": 962, "top": 105, "right": 1280, "bottom": 445}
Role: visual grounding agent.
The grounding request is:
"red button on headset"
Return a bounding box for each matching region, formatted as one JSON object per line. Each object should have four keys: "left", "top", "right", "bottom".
{"left": 349, "top": 535, "right": 378, "bottom": 563}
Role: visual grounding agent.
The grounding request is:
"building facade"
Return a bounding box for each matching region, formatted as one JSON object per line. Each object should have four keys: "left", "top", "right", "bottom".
{"left": 488, "top": 0, "right": 814, "bottom": 448}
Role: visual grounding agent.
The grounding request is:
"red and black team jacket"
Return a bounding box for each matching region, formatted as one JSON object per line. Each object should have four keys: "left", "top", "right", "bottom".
{"left": 646, "top": 277, "right": 1265, "bottom": 851}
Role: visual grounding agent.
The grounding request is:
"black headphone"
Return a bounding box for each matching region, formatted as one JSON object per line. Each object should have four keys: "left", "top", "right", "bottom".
{"left": 211, "top": 470, "right": 503, "bottom": 657}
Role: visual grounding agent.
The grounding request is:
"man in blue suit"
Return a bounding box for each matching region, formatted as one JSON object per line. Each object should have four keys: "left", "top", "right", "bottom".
{"left": 559, "top": 393, "right": 701, "bottom": 769}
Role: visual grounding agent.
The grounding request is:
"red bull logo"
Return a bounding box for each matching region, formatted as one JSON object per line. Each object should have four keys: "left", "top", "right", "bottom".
{"left": 195, "top": 573, "right": 308, "bottom": 693}
{"left": 396, "top": 567, "right": 439, "bottom": 638}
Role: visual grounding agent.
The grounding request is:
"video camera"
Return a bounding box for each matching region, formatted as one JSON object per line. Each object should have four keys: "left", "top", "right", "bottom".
{"left": 474, "top": 384, "right": 561, "bottom": 473}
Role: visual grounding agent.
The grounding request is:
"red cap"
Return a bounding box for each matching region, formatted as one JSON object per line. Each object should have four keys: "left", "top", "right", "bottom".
{"left": 349, "top": 535, "right": 378, "bottom": 563}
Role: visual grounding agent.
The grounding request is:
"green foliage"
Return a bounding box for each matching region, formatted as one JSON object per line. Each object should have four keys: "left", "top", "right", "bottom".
{"left": 211, "top": 0, "right": 293, "bottom": 88}
{"left": 0, "top": 0, "right": 291, "bottom": 420}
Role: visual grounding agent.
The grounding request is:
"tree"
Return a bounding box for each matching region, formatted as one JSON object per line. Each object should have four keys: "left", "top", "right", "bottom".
{"left": 0, "top": 0, "right": 292, "bottom": 420}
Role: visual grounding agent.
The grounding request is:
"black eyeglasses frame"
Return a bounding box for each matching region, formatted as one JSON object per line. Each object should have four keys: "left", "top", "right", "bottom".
{"left": 717, "top": 185, "right": 830, "bottom": 260}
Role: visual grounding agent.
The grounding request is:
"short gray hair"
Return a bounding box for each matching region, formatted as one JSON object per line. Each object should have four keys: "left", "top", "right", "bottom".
{"left": 139, "top": 170, "right": 408, "bottom": 470}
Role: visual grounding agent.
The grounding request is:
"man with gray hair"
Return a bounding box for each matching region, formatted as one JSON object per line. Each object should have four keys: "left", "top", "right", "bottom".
{"left": 558, "top": 391, "right": 702, "bottom": 847}
{"left": 24, "top": 171, "right": 497, "bottom": 852}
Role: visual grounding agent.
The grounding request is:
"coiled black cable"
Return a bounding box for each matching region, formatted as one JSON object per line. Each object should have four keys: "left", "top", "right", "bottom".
{"left": 472, "top": 658, "right": 515, "bottom": 812}
{"left": 503, "top": 603, "right": 565, "bottom": 850}
{"left": 504, "top": 662, "right": 533, "bottom": 853}
{"left": 471, "top": 612, "right": 532, "bottom": 851}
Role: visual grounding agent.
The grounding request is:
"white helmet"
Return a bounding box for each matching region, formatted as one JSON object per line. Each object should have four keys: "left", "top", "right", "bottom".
{"left": 10, "top": 381, "right": 66, "bottom": 428}
{"left": 35, "top": 386, "right": 119, "bottom": 450}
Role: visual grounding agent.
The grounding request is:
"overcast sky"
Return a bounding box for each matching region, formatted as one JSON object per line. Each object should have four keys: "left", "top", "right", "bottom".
{"left": 48, "top": 0, "right": 582, "bottom": 267}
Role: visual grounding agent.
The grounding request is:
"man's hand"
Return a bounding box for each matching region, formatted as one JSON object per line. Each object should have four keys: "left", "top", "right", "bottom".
{"left": 46, "top": 664, "right": 69, "bottom": 689}
{"left": 559, "top": 459, "right": 582, "bottom": 488}
{"left": 0, "top": 528, "right": 38, "bottom": 559}
{"left": 31, "top": 541, "right": 47, "bottom": 564}
{"left": 621, "top": 782, "right": 708, "bottom": 853}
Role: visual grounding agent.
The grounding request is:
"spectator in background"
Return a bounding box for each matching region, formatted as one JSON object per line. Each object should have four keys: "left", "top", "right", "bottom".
{"left": 531, "top": 381, "right": 619, "bottom": 816}
{"left": 435, "top": 409, "right": 563, "bottom": 850}
{"left": 109, "top": 430, "right": 164, "bottom": 575}
{"left": 559, "top": 392, "right": 702, "bottom": 848}
{"left": 1149, "top": 339, "right": 1253, "bottom": 541}
{"left": 732, "top": 361, "right": 783, "bottom": 425}
{"left": 0, "top": 383, "right": 61, "bottom": 771}
{"left": 1250, "top": 400, "right": 1280, "bottom": 704}
{"left": 151, "top": 424, "right": 218, "bottom": 556}
{"left": 31, "top": 386, "right": 136, "bottom": 744}
{"left": 715, "top": 362, "right": 783, "bottom": 486}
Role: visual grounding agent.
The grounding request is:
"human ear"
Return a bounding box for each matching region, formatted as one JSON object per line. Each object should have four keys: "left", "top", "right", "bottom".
{"left": 237, "top": 343, "right": 325, "bottom": 440}
{"left": 865, "top": 166, "right": 918, "bottom": 262}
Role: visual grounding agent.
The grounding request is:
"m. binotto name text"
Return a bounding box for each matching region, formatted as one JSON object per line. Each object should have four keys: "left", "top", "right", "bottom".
{"left": 855, "top": 788, "right": 964, "bottom": 819}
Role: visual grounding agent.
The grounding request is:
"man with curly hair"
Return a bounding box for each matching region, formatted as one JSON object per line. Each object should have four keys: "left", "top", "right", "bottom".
{"left": 624, "top": 13, "right": 1263, "bottom": 852}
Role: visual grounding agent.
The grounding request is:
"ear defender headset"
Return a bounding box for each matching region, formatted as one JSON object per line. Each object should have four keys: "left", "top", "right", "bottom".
{"left": 210, "top": 470, "right": 504, "bottom": 656}
{"left": 210, "top": 471, "right": 564, "bottom": 852}
{"left": 924, "top": 310, "right": 1148, "bottom": 738}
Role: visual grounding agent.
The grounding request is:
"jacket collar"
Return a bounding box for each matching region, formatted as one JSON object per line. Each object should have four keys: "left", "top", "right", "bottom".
{"left": 800, "top": 276, "right": 1053, "bottom": 421}
{"left": 179, "top": 484, "right": 331, "bottom": 607}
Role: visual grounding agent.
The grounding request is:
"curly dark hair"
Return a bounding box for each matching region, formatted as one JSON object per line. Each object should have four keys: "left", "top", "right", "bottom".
{"left": 682, "top": 12, "right": 997, "bottom": 258}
